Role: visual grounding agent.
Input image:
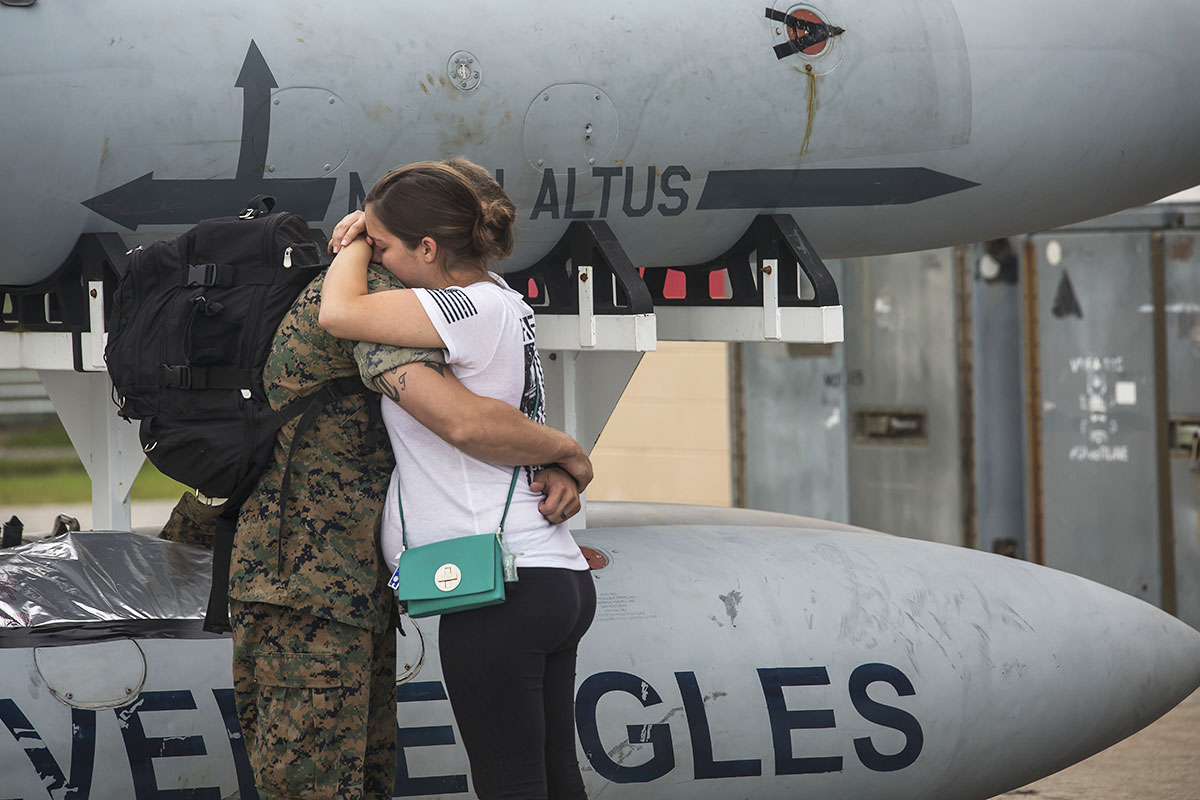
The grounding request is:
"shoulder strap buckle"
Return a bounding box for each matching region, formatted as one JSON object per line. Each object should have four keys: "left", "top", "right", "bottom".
{"left": 161, "top": 364, "right": 207, "bottom": 389}
{"left": 186, "top": 262, "right": 233, "bottom": 287}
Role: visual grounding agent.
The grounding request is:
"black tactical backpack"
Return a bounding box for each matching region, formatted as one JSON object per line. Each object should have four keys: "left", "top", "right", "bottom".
{"left": 105, "top": 197, "right": 368, "bottom": 632}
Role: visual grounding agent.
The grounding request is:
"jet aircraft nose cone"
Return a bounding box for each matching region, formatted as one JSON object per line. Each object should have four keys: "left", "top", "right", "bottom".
{"left": 568, "top": 526, "right": 1200, "bottom": 800}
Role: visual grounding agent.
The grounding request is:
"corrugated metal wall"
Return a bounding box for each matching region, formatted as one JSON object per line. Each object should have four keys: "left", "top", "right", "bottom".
{"left": 734, "top": 204, "right": 1200, "bottom": 627}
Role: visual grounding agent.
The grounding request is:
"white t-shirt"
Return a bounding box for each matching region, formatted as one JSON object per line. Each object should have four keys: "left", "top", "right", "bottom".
{"left": 379, "top": 276, "right": 588, "bottom": 575}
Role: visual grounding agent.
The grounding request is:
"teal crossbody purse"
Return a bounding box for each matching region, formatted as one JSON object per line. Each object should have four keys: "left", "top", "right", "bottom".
{"left": 388, "top": 466, "right": 521, "bottom": 618}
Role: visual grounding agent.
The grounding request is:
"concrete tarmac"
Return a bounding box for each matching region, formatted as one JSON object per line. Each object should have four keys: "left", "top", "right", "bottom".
{"left": 1, "top": 499, "right": 181, "bottom": 539}
{"left": 991, "top": 688, "right": 1200, "bottom": 800}
{"left": 4, "top": 501, "right": 1198, "bottom": 799}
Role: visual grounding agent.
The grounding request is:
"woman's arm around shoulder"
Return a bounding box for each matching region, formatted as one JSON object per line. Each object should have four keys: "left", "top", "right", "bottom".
{"left": 318, "top": 238, "right": 445, "bottom": 348}
{"left": 373, "top": 360, "right": 593, "bottom": 490}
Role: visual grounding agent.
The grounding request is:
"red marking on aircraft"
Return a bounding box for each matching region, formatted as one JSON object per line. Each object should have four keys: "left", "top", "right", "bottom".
{"left": 789, "top": 9, "right": 830, "bottom": 56}
{"left": 580, "top": 547, "right": 608, "bottom": 570}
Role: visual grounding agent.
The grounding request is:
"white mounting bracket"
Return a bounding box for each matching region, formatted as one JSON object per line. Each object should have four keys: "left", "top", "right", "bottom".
{"left": 37, "top": 369, "right": 143, "bottom": 531}
{"left": 2, "top": 280, "right": 143, "bottom": 531}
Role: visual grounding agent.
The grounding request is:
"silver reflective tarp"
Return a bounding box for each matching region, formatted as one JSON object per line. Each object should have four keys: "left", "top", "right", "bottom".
{"left": 0, "top": 532, "right": 210, "bottom": 628}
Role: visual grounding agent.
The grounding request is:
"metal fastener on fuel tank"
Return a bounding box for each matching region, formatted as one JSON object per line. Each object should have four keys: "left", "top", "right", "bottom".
{"left": 448, "top": 51, "right": 481, "bottom": 91}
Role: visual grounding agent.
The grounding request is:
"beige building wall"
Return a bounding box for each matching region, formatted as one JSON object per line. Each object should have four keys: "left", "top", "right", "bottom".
{"left": 585, "top": 342, "right": 732, "bottom": 506}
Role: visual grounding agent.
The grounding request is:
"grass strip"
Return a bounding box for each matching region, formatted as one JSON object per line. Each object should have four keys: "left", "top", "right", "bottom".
{"left": 0, "top": 461, "right": 190, "bottom": 505}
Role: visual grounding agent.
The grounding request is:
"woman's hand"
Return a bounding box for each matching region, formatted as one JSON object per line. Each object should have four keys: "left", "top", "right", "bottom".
{"left": 328, "top": 210, "right": 367, "bottom": 254}
{"left": 531, "top": 467, "right": 583, "bottom": 524}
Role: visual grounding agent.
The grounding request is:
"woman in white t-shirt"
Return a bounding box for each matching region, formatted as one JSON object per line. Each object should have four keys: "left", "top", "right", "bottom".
{"left": 320, "top": 161, "right": 595, "bottom": 800}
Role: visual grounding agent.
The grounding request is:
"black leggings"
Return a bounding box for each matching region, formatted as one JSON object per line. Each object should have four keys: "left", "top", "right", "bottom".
{"left": 438, "top": 567, "right": 597, "bottom": 800}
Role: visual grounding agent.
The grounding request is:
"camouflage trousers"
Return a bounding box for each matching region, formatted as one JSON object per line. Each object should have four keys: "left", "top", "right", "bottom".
{"left": 230, "top": 600, "right": 397, "bottom": 799}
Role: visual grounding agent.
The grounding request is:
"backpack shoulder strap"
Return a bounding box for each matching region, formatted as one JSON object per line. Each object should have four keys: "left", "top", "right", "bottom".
{"left": 202, "top": 375, "right": 374, "bottom": 633}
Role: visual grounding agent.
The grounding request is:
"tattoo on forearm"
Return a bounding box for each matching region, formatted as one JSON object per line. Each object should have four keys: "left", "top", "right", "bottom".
{"left": 373, "top": 374, "right": 400, "bottom": 404}
{"left": 373, "top": 368, "right": 407, "bottom": 404}
{"left": 423, "top": 362, "right": 446, "bottom": 378}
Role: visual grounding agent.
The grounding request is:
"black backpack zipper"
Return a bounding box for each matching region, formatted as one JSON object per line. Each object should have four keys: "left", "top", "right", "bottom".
{"left": 108, "top": 245, "right": 145, "bottom": 417}
{"left": 237, "top": 213, "right": 289, "bottom": 397}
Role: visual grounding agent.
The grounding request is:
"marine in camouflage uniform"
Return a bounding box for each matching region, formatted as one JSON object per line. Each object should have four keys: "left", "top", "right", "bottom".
{"left": 229, "top": 265, "right": 441, "bottom": 800}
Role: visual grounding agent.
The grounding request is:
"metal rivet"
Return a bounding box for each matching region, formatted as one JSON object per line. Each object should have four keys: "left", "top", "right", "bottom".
{"left": 588, "top": 158, "right": 596, "bottom": 165}
{"left": 805, "top": 64, "right": 814, "bottom": 72}
{"left": 468, "top": 57, "right": 474, "bottom": 64}
{"left": 473, "top": 71, "right": 480, "bottom": 78}
{"left": 544, "top": 94, "right": 550, "bottom": 101}
{"left": 328, "top": 97, "right": 336, "bottom": 104}
{"left": 595, "top": 94, "right": 601, "bottom": 101}
{"left": 126, "top": 688, "right": 133, "bottom": 695}
{"left": 580, "top": 273, "right": 589, "bottom": 283}
{"left": 762, "top": 265, "right": 774, "bottom": 275}
{"left": 66, "top": 693, "right": 73, "bottom": 700}
{"left": 536, "top": 159, "right": 544, "bottom": 166}
{"left": 90, "top": 288, "right": 98, "bottom": 298}
{"left": 323, "top": 164, "right": 332, "bottom": 171}
{"left": 549, "top": 352, "right": 558, "bottom": 361}
{"left": 461, "top": 81, "right": 468, "bottom": 88}
{"left": 273, "top": 98, "right": 280, "bottom": 105}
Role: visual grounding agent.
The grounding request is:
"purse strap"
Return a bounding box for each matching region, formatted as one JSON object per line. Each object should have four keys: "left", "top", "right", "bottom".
{"left": 396, "top": 464, "right": 520, "bottom": 551}
{"left": 396, "top": 382, "right": 541, "bottom": 552}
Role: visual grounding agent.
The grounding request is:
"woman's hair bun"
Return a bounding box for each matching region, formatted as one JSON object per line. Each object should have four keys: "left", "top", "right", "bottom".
{"left": 447, "top": 157, "right": 516, "bottom": 261}
{"left": 476, "top": 196, "right": 516, "bottom": 260}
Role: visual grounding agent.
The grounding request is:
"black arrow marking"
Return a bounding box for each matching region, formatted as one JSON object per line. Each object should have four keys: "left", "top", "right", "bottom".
{"left": 82, "top": 173, "right": 335, "bottom": 229}
{"left": 83, "top": 41, "right": 335, "bottom": 229}
{"left": 696, "top": 168, "right": 979, "bottom": 210}
{"left": 765, "top": 7, "right": 845, "bottom": 60}
{"left": 235, "top": 40, "right": 277, "bottom": 181}
{"left": 1052, "top": 270, "right": 1084, "bottom": 318}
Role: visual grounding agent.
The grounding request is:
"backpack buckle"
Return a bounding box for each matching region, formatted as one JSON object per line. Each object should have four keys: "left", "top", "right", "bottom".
{"left": 162, "top": 365, "right": 204, "bottom": 389}
{"left": 186, "top": 263, "right": 232, "bottom": 287}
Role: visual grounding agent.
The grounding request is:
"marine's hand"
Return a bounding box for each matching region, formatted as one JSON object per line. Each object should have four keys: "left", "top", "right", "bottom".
{"left": 329, "top": 210, "right": 367, "bottom": 254}
{"left": 557, "top": 448, "right": 593, "bottom": 492}
{"left": 532, "top": 467, "right": 582, "bottom": 523}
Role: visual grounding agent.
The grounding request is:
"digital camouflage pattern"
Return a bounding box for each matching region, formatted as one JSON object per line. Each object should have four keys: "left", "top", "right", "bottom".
{"left": 158, "top": 490, "right": 222, "bottom": 549}
{"left": 229, "top": 265, "right": 443, "bottom": 634}
{"left": 230, "top": 599, "right": 397, "bottom": 800}
{"left": 353, "top": 297, "right": 431, "bottom": 389}
{"left": 229, "top": 265, "right": 438, "bottom": 797}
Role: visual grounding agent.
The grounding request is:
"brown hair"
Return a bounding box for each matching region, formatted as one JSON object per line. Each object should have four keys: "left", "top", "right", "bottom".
{"left": 446, "top": 157, "right": 517, "bottom": 260}
{"left": 364, "top": 160, "right": 516, "bottom": 273}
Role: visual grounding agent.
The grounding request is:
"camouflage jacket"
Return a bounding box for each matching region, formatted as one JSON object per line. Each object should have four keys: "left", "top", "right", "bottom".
{"left": 229, "top": 266, "right": 442, "bottom": 633}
